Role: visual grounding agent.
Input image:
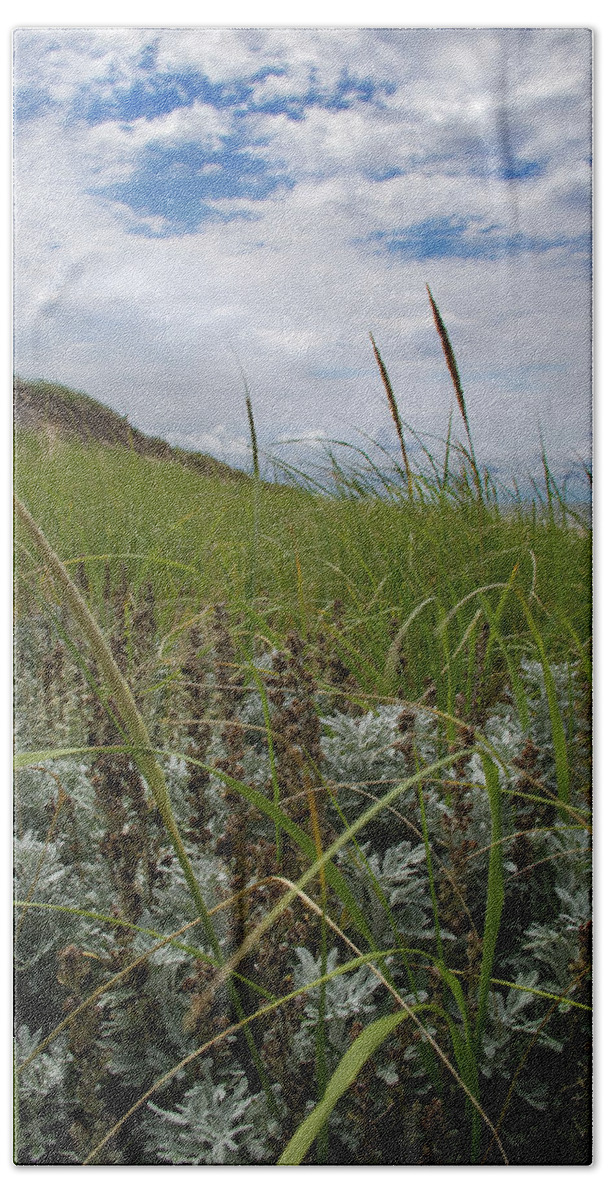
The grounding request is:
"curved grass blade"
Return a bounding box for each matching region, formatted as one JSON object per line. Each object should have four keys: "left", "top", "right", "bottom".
{"left": 14, "top": 498, "right": 277, "bottom": 1112}
{"left": 14, "top": 496, "right": 220, "bottom": 956}
{"left": 516, "top": 588, "right": 570, "bottom": 810}
{"left": 475, "top": 753, "right": 505, "bottom": 1054}
{"left": 414, "top": 753, "right": 444, "bottom": 967}
{"left": 479, "top": 592, "right": 530, "bottom": 731}
{"left": 468, "top": 751, "right": 505, "bottom": 1160}
{"left": 369, "top": 332, "right": 414, "bottom": 500}
{"left": 384, "top": 595, "right": 436, "bottom": 688}
{"left": 426, "top": 285, "right": 482, "bottom": 502}
{"left": 244, "top": 378, "right": 260, "bottom": 479}
{"left": 278, "top": 1009, "right": 412, "bottom": 1164}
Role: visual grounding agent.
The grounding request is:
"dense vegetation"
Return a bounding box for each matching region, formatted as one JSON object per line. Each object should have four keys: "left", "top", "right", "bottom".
{"left": 14, "top": 317, "right": 591, "bottom": 1166}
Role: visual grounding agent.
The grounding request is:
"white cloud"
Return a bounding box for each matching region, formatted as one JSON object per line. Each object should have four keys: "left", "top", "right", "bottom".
{"left": 13, "top": 27, "right": 592, "bottom": 476}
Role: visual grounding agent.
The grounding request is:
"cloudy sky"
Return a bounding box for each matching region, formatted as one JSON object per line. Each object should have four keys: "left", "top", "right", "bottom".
{"left": 13, "top": 27, "right": 592, "bottom": 477}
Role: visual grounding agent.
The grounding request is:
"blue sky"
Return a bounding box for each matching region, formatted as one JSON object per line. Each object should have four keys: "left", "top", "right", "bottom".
{"left": 13, "top": 27, "right": 592, "bottom": 476}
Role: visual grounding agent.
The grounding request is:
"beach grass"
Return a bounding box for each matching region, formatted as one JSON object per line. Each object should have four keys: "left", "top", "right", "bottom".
{"left": 13, "top": 302, "right": 591, "bottom": 1165}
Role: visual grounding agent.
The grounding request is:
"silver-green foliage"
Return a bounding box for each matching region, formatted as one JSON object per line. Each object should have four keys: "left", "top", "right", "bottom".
{"left": 14, "top": 609, "right": 590, "bottom": 1164}
{"left": 146, "top": 1065, "right": 279, "bottom": 1164}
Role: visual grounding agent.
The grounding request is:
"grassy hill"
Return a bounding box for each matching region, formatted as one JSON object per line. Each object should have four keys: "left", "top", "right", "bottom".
{"left": 14, "top": 377, "right": 246, "bottom": 481}
{"left": 14, "top": 381, "right": 590, "bottom": 703}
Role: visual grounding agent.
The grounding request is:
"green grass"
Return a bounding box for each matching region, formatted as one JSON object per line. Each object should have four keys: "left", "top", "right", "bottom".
{"left": 15, "top": 428, "right": 590, "bottom": 716}
{"left": 13, "top": 316, "right": 592, "bottom": 1165}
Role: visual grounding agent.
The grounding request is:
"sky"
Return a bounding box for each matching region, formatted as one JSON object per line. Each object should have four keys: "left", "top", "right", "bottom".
{"left": 13, "top": 26, "right": 592, "bottom": 480}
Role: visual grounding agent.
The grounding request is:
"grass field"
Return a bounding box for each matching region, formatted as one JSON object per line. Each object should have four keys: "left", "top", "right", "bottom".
{"left": 15, "top": 425, "right": 590, "bottom": 707}
{"left": 14, "top": 325, "right": 592, "bottom": 1166}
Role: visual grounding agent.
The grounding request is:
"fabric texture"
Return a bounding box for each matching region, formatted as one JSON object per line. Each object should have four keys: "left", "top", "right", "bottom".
{"left": 13, "top": 28, "right": 592, "bottom": 1167}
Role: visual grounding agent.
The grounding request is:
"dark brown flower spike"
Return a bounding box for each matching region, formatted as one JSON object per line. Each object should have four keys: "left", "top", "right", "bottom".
{"left": 426, "top": 285, "right": 482, "bottom": 500}
{"left": 370, "top": 332, "right": 414, "bottom": 500}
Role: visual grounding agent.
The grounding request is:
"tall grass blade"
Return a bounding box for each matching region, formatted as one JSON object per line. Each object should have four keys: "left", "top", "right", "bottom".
{"left": 247, "top": 660, "right": 282, "bottom": 862}
{"left": 472, "top": 751, "right": 505, "bottom": 1160}
{"left": 426, "top": 285, "right": 482, "bottom": 502}
{"left": 475, "top": 752, "right": 505, "bottom": 1053}
{"left": 517, "top": 589, "right": 570, "bottom": 811}
{"left": 244, "top": 382, "right": 260, "bottom": 480}
{"left": 277, "top": 1010, "right": 411, "bottom": 1164}
{"left": 384, "top": 596, "right": 436, "bottom": 689}
{"left": 14, "top": 497, "right": 277, "bottom": 1112}
{"left": 369, "top": 332, "right": 414, "bottom": 500}
{"left": 558, "top": 615, "right": 591, "bottom": 685}
{"left": 437, "top": 968, "right": 480, "bottom": 1134}
{"left": 480, "top": 594, "right": 530, "bottom": 730}
{"left": 230, "top": 345, "right": 259, "bottom": 480}
{"left": 442, "top": 408, "right": 453, "bottom": 489}
{"left": 414, "top": 757, "right": 444, "bottom": 967}
{"left": 540, "top": 437, "right": 555, "bottom": 525}
{"left": 14, "top": 498, "right": 220, "bottom": 957}
{"left": 309, "top": 781, "right": 329, "bottom": 1161}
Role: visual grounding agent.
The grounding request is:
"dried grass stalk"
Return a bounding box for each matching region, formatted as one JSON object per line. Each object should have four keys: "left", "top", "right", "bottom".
{"left": 369, "top": 333, "right": 414, "bottom": 500}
